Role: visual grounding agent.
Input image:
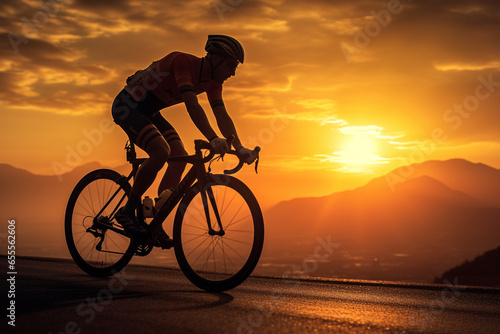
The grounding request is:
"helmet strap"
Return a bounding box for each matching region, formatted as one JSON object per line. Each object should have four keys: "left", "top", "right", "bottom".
{"left": 208, "top": 54, "right": 224, "bottom": 80}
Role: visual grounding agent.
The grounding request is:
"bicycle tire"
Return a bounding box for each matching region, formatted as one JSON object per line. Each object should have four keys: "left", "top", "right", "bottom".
{"left": 173, "top": 174, "right": 264, "bottom": 291}
{"left": 65, "top": 169, "right": 135, "bottom": 277}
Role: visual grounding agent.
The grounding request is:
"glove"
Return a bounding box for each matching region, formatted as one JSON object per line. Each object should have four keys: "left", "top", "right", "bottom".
{"left": 236, "top": 146, "right": 257, "bottom": 164}
{"left": 210, "top": 137, "right": 229, "bottom": 154}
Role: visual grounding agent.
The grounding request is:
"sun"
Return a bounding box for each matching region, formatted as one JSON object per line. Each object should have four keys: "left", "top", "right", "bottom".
{"left": 341, "top": 135, "right": 378, "bottom": 165}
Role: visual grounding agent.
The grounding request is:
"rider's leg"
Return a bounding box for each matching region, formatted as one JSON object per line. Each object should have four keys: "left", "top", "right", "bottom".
{"left": 114, "top": 133, "right": 169, "bottom": 237}
{"left": 149, "top": 113, "right": 188, "bottom": 195}
{"left": 148, "top": 140, "right": 187, "bottom": 235}
{"left": 157, "top": 139, "right": 188, "bottom": 195}
{"left": 125, "top": 134, "right": 170, "bottom": 211}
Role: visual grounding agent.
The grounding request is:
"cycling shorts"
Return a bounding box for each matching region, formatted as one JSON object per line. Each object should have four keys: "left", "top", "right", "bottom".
{"left": 111, "top": 89, "right": 181, "bottom": 150}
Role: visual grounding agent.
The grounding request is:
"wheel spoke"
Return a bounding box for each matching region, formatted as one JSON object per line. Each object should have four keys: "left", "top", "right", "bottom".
{"left": 191, "top": 237, "right": 216, "bottom": 267}
{"left": 183, "top": 232, "right": 209, "bottom": 246}
{"left": 225, "top": 212, "right": 251, "bottom": 231}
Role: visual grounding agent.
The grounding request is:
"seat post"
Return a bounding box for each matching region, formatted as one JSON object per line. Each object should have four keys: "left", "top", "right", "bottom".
{"left": 126, "top": 140, "right": 137, "bottom": 162}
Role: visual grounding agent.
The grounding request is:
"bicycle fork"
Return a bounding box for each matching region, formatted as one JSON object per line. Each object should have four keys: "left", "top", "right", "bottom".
{"left": 200, "top": 185, "right": 225, "bottom": 236}
{"left": 195, "top": 160, "right": 225, "bottom": 236}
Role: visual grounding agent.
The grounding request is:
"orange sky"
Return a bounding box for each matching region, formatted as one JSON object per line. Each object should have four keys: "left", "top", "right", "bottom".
{"left": 1, "top": 0, "right": 500, "bottom": 206}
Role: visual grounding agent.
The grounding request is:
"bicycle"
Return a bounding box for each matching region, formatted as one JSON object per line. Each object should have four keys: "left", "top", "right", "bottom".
{"left": 65, "top": 137, "right": 264, "bottom": 292}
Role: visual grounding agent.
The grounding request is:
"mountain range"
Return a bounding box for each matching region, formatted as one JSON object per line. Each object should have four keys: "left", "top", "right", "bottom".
{"left": 261, "top": 159, "right": 500, "bottom": 283}
{"left": 1, "top": 158, "right": 499, "bottom": 285}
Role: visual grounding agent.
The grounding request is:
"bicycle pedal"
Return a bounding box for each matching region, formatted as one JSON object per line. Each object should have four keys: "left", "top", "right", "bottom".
{"left": 152, "top": 238, "right": 174, "bottom": 250}
{"left": 161, "top": 241, "right": 174, "bottom": 250}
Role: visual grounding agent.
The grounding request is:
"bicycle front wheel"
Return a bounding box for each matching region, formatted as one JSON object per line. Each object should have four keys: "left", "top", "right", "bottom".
{"left": 173, "top": 175, "right": 264, "bottom": 291}
{"left": 65, "top": 169, "right": 135, "bottom": 277}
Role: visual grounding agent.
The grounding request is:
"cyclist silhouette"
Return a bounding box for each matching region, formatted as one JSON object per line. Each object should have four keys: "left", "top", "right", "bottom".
{"left": 111, "top": 35, "right": 256, "bottom": 247}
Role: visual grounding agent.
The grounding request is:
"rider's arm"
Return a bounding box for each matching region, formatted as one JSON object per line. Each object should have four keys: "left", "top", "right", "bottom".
{"left": 171, "top": 55, "right": 218, "bottom": 141}
{"left": 181, "top": 90, "right": 218, "bottom": 141}
{"left": 210, "top": 101, "right": 242, "bottom": 149}
{"left": 211, "top": 101, "right": 256, "bottom": 163}
{"left": 206, "top": 82, "right": 242, "bottom": 149}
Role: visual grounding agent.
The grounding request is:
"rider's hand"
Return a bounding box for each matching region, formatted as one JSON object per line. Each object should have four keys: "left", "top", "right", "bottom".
{"left": 236, "top": 146, "right": 257, "bottom": 164}
{"left": 210, "top": 137, "right": 230, "bottom": 154}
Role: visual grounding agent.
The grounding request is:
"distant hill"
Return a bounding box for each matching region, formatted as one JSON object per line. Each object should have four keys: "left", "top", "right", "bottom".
{"left": 383, "top": 159, "right": 500, "bottom": 207}
{"left": 0, "top": 162, "right": 106, "bottom": 222}
{"left": 262, "top": 159, "right": 500, "bottom": 284}
{"left": 434, "top": 246, "right": 500, "bottom": 287}
{"left": 0, "top": 162, "right": 135, "bottom": 219}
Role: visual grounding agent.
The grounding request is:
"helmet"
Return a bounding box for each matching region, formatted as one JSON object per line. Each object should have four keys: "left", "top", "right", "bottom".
{"left": 205, "top": 35, "right": 244, "bottom": 63}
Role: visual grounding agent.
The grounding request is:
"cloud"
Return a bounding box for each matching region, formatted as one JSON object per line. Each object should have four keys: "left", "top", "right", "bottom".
{"left": 434, "top": 62, "right": 500, "bottom": 72}
{"left": 72, "top": 0, "right": 132, "bottom": 10}
{"left": 339, "top": 125, "right": 403, "bottom": 140}
{"left": 242, "top": 102, "right": 347, "bottom": 127}
{"left": 317, "top": 152, "right": 391, "bottom": 165}
{"left": 261, "top": 152, "right": 390, "bottom": 175}
{"left": 0, "top": 0, "right": 499, "bottom": 134}
{"left": 0, "top": 33, "right": 117, "bottom": 114}
{"left": 2, "top": 0, "right": 500, "bottom": 180}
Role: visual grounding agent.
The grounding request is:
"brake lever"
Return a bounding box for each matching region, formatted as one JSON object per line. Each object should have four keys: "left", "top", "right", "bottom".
{"left": 253, "top": 147, "right": 260, "bottom": 174}
{"left": 222, "top": 143, "right": 260, "bottom": 175}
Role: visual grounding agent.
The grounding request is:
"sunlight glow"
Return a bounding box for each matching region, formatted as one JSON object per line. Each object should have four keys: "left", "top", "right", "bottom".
{"left": 319, "top": 132, "right": 391, "bottom": 173}
{"left": 342, "top": 135, "right": 377, "bottom": 164}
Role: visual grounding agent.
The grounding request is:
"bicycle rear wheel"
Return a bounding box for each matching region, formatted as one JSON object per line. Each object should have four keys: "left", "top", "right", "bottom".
{"left": 173, "top": 175, "right": 264, "bottom": 291}
{"left": 65, "top": 169, "right": 135, "bottom": 277}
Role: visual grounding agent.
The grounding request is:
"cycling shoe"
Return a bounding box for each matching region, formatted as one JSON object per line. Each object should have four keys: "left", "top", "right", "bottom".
{"left": 115, "top": 207, "right": 150, "bottom": 238}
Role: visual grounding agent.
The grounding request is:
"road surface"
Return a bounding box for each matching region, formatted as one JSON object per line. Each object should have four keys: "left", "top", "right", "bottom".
{"left": 2, "top": 257, "right": 499, "bottom": 333}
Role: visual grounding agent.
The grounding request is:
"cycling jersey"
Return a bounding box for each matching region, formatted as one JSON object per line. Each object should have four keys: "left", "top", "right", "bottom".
{"left": 124, "top": 52, "right": 223, "bottom": 108}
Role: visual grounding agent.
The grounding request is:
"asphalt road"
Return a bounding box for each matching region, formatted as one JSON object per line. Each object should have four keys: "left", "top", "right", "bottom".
{"left": 2, "top": 257, "right": 499, "bottom": 334}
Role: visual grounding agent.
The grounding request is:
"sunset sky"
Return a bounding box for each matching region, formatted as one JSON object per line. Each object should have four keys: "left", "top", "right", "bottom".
{"left": 2, "top": 0, "right": 500, "bottom": 205}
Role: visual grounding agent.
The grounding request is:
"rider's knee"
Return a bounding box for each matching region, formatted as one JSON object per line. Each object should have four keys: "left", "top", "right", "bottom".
{"left": 154, "top": 147, "right": 170, "bottom": 164}
{"left": 148, "top": 144, "right": 170, "bottom": 167}
{"left": 170, "top": 140, "right": 188, "bottom": 157}
{"left": 174, "top": 147, "right": 188, "bottom": 157}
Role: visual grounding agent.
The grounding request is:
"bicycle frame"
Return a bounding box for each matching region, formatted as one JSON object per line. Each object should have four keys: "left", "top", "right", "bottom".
{"left": 93, "top": 140, "right": 225, "bottom": 238}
